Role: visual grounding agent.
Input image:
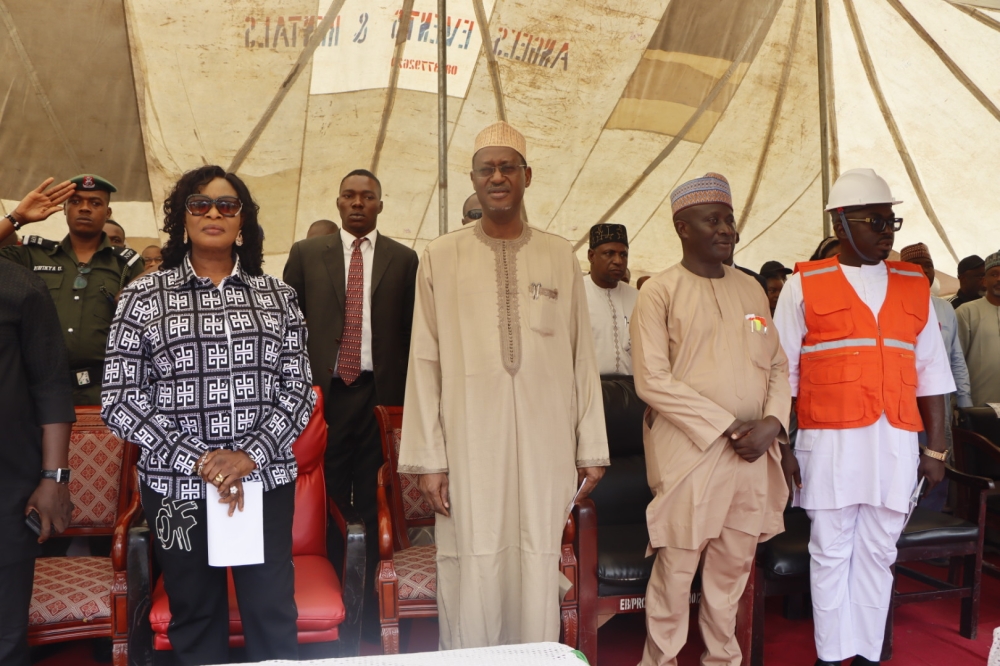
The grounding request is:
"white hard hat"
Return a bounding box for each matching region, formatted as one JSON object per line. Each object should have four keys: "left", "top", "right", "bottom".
{"left": 825, "top": 168, "right": 902, "bottom": 211}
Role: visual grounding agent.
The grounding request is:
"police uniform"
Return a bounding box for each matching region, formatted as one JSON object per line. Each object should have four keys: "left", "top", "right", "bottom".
{"left": 0, "top": 174, "right": 144, "bottom": 405}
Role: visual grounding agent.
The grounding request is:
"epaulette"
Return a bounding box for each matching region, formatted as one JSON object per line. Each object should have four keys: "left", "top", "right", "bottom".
{"left": 113, "top": 245, "right": 142, "bottom": 268}
{"left": 23, "top": 235, "right": 58, "bottom": 250}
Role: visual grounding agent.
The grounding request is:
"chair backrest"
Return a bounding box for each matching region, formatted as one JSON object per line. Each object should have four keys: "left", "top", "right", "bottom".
{"left": 66, "top": 406, "right": 138, "bottom": 536}
{"left": 957, "top": 408, "right": 1000, "bottom": 479}
{"left": 374, "top": 405, "right": 435, "bottom": 551}
{"left": 291, "top": 387, "right": 328, "bottom": 557}
{"left": 589, "top": 377, "right": 653, "bottom": 527}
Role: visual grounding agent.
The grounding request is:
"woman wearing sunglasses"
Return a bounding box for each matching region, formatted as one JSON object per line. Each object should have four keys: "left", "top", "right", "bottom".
{"left": 101, "top": 165, "right": 316, "bottom": 664}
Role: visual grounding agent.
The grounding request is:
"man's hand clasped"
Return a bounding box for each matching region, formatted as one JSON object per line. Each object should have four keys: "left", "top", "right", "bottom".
{"left": 199, "top": 449, "right": 257, "bottom": 516}
{"left": 727, "top": 415, "right": 783, "bottom": 463}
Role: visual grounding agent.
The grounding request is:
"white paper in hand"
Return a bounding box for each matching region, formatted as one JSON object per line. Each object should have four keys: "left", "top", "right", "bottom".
{"left": 206, "top": 481, "right": 264, "bottom": 567}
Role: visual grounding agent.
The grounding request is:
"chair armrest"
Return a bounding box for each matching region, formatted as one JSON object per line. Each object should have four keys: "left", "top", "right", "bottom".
{"left": 377, "top": 463, "right": 395, "bottom": 560}
{"left": 126, "top": 526, "right": 154, "bottom": 665}
{"left": 112, "top": 469, "right": 145, "bottom": 571}
{"left": 944, "top": 465, "right": 996, "bottom": 491}
{"left": 328, "top": 499, "right": 365, "bottom": 657}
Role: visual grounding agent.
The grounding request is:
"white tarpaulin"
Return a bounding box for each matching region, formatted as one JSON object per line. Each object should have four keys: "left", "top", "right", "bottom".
{"left": 2, "top": 0, "right": 998, "bottom": 276}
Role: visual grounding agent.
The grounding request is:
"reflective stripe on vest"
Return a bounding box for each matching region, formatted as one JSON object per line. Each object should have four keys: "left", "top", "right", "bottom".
{"left": 801, "top": 338, "right": 877, "bottom": 354}
{"left": 889, "top": 267, "right": 925, "bottom": 279}
{"left": 802, "top": 266, "right": 838, "bottom": 278}
{"left": 884, "top": 338, "right": 916, "bottom": 351}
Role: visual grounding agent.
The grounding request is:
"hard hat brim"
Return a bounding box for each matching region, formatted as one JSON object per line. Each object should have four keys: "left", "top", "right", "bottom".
{"left": 825, "top": 199, "right": 903, "bottom": 212}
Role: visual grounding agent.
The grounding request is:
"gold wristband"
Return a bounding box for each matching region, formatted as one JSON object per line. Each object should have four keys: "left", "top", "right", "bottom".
{"left": 921, "top": 447, "right": 947, "bottom": 462}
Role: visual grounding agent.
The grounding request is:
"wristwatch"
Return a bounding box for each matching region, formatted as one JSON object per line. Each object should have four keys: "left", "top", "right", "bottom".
{"left": 41, "top": 468, "right": 72, "bottom": 483}
{"left": 920, "top": 447, "right": 947, "bottom": 462}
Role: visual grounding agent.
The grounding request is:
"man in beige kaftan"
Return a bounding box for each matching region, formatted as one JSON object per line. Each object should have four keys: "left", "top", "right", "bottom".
{"left": 398, "top": 122, "right": 609, "bottom": 649}
{"left": 632, "top": 173, "right": 791, "bottom": 665}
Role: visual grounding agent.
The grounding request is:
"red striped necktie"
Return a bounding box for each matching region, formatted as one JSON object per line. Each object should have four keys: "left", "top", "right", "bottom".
{"left": 340, "top": 237, "right": 366, "bottom": 385}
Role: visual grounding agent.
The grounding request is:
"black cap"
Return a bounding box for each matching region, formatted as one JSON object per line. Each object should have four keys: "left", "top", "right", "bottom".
{"left": 956, "top": 255, "right": 985, "bottom": 275}
{"left": 589, "top": 223, "right": 628, "bottom": 250}
{"left": 69, "top": 174, "right": 117, "bottom": 194}
{"left": 759, "top": 260, "right": 792, "bottom": 278}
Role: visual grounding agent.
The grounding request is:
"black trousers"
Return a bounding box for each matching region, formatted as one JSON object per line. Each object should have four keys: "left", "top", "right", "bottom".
{"left": 323, "top": 373, "right": 383, "bottom": 625}
{"left": 0, "top": 558, "right": 34, "bottom": 666}
{"left": 141, "top": 481, "right": 298, "bottom": 666}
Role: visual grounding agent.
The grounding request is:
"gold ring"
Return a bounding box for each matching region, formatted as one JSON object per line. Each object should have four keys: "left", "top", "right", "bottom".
{"left": 214, "top": 473, "right": 225, "bottom": 485}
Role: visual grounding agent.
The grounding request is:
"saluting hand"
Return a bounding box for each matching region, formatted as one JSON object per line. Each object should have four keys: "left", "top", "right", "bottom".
{"left": 12, "top": 178, "right": 76, "bottom": 225}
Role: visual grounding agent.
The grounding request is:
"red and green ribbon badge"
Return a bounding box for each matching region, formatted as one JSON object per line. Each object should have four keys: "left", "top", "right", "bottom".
{"left": 745, "top": 314, "right": 768, "bottom": 333}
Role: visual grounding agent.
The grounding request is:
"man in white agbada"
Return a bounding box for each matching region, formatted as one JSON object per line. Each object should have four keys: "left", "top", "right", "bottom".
{"left": 584, "top": 223, "right": 638, "bottom": 376}
{"left": 398, "top": 121, "right": 610, "bottom": 648}
{"left": 773, "top": 169, "right": 953, "bottom": 665}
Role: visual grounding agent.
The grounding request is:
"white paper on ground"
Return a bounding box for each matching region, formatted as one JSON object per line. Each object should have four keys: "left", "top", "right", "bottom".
{"left": 206, "top": 481, "right": 264, "bottom": 567}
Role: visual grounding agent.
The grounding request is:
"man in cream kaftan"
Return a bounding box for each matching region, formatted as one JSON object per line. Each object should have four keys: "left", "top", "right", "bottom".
{"left": 398, "top": 122, "right": 609, "bottom": 649}
{"left": 632, "top": 173, "right": 791, "bottom": 666}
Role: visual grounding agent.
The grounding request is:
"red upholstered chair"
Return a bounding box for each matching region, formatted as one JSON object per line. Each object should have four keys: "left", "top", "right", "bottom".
{"left": 373, "top": 405, "right": 587, "bottom": 657}
{"left": 27, "top": 406, "right": 142, "bottom": 666}
{"left": 146, "top": 388, "right": 367, "bottom": 657}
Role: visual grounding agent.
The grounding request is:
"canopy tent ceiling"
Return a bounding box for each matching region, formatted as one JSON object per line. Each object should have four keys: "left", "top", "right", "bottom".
{"left": 1, "top": 0, "right": 998, "bottom": 276}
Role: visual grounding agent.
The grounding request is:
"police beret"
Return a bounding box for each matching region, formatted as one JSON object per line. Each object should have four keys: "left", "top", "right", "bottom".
{"left": 69, "top": 174, "right": 117, "bottom": 194}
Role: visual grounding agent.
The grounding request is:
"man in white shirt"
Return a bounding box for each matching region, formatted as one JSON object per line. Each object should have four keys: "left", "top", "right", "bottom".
{"left": 585, "top": 223, "right": 639, "bottom": 375}
{"left": 773, "top": 169, "right": 954, "bottom": 666}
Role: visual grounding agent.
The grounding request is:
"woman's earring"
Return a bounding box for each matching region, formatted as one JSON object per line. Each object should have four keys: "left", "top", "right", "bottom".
{"left": 235, "top": 231, "right": 244, "bottom": 247}
{"left": 183, "top": 228, "right": 188, "bottom": 244}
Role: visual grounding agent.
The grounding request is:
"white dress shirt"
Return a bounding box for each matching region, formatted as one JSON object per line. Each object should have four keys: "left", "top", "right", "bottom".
{"left": 334, "top": 227, "right": 377, "bottom": 375}
{"left": 773, "top": 262, "right": 955, "bottom": 513}
{"left": 584, "top": 276, "right": 638, "bottom": 375}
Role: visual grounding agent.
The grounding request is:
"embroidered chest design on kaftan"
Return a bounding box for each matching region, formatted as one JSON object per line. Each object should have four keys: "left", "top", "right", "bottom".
{"left": 474, "top": 222, "right": 533, "bottom": 377}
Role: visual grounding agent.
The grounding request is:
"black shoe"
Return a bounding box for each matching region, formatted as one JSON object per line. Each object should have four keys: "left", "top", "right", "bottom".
{"left": 815, "top": 660, "right": 840, "bottom": 666}
{"left": 852, "top": 657, "right": 880, "bottom": 665}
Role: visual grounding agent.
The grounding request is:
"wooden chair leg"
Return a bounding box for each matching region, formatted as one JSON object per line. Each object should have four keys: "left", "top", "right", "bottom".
{"left": 559, "top": 543, "right": 580, "bottom": 650}
{"left": 376, "top": 561, "right": 401, "bottom": 655}
{"left": 960, "top": 551, "right": 981, "bottom": 640}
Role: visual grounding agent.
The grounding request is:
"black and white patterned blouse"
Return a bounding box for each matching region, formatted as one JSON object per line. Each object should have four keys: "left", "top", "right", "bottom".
{"left": 101, "top": 254, "right": 315, "bottom": 500}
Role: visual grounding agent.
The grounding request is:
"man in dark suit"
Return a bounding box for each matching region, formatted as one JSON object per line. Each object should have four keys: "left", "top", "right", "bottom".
{"left": 283, "top": 169, "right": 418, "bottom": 618}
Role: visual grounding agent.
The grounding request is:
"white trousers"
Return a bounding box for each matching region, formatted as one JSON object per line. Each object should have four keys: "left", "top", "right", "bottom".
{"left": 806, "top": 504, "right": 906, "bottom": 662}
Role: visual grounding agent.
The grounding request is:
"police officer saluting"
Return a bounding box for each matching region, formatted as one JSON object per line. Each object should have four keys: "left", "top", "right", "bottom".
{"left": 0, "top": 175, "right": 145, "bottom": 405}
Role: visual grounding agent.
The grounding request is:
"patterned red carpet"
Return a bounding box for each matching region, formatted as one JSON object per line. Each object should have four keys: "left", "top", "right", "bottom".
{"left": 33, "top": 557, "right": 1000, "bottom": 665}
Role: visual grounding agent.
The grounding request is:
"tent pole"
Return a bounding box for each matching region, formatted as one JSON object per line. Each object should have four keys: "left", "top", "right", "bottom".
{"left": 816, "top": 0, "right": 834, "bottom": 238}
{"left": 438, "top": 0, "right": 448, "bottom": 237}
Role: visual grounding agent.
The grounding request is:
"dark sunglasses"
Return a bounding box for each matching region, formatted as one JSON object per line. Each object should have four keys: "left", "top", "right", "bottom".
{"left": 185, "top": 195, "right": 243, "bottom": 217}
{"left": 73, "top": 264, "right": 92, "bottom": 290}
{"left": 466, "top": 208, "right": 483, "bottom": 220}
{"left": 843, "top": 215, "right": 903, "bottom": 233}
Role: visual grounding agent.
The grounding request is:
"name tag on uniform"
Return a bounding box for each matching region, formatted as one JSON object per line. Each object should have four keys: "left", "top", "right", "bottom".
{"left": 75, "top": 370, "right": 91, "bottom": 386}
{"left": 33, "top": 265, "right": 63, "bottom": 273}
